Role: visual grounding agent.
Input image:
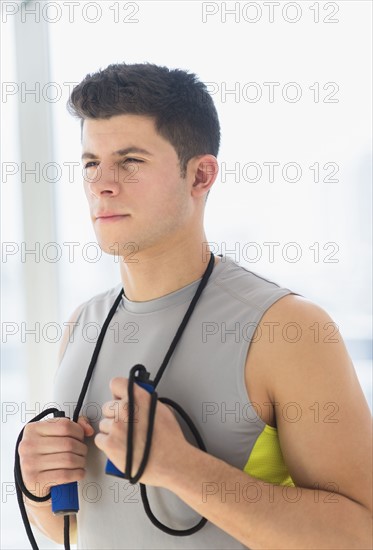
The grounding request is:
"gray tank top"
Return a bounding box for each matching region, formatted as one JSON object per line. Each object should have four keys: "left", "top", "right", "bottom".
{"left": 54, "top": 256, "right": 296, "bottom": 549}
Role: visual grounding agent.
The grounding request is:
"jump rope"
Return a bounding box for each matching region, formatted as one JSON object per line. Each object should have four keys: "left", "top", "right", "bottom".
{"left": 14, "top": 252, "right": 216, "bottom": 550}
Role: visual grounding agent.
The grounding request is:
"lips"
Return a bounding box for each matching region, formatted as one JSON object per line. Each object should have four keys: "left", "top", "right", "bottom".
{"left": 96, "top": 211, "right": 128, "bottom": 218}
{"left": 95, "top": 212, "right": 130, "bottom": 224}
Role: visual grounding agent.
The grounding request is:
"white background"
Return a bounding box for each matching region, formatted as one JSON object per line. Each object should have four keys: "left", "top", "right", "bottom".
{"left": 1, "top": 1, "right": 372, "bottom": 548}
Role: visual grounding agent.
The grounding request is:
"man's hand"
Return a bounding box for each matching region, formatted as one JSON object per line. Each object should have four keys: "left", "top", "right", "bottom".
{"left": 95, "top": 377, "right": 188, "bottom": 487}
{"left": 19, "top": 415, "right": 94, "bottom": 500}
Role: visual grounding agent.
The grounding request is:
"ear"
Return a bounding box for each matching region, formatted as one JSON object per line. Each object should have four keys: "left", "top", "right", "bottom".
{"left": 190, "top": 155, "right": 219, "bottom": 198}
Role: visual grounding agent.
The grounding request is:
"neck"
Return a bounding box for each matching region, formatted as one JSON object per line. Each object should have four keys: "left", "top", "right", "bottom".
{"left": 119, "top": 238, "right": 218, "bottom": 302}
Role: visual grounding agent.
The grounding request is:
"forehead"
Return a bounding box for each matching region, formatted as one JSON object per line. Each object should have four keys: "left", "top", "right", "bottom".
{"left": 81, "top": 114, "right": 173, "bottom": 156}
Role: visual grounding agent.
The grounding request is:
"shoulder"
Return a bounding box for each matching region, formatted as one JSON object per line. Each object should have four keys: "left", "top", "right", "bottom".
{"left": 246, "top": 293, "right": 348, "bottom": 399}
{"left": 57, "top": 283, "right": 122, "bottom": 365}
{"left": 212, "top": 257, "right": 294, "bottom": 313}
{"left": 246, "top": 294, "right": 372, "bottom": 512}
{"left": 78, "top": 283, "right": 123, "bottom": 314}
{"left": 245, "top": 293, "right": 350, "bottom": 404}
{"left": 57, "top": 301, "right": 87, "bottom": 366}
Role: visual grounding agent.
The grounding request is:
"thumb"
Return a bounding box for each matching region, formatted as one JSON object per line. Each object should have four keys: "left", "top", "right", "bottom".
{"left": 77, "top": 415, "right": 94, "bottom": 437}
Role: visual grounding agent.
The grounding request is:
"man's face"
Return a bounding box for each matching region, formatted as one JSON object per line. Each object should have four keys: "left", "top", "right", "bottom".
{"left": 81, "top": 114, "right": 192, "bottom": 258}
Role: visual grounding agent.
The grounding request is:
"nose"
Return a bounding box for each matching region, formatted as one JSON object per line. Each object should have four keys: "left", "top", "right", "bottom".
{"left": 84, "top": 162, "right": 121, "bottom": 198}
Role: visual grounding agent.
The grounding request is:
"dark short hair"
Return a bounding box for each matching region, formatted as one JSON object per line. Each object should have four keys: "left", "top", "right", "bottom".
{"left": 67, "top": 62, "right": 220, "bottom": 178}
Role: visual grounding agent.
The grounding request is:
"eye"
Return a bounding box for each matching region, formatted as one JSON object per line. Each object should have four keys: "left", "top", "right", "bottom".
{"left": 84, "top": 161, "right": 99, "bottom": 169}
{"left": 122, "top": 158, "right": 144, "bottom": 164}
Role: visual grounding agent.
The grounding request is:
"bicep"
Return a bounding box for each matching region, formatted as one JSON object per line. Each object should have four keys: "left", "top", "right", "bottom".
{"left": 267, "top": 297, "right": 372, "bottom": 512}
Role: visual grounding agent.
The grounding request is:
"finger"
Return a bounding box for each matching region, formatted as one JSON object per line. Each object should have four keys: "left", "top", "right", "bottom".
{"left": 28, "top": 418, "right": 85, "bottom": 441}
{"left": 94, "top": 432, "right": 108, "bottom": 452}
{"left": 34, "top": 436, "right": 88, "bottom": 457}
{"left": 109, "top": 377, "right": 128, "bottom": 400}
{"left": 20, "top": 451, "right": 87, "bottom": 488}
{"left": 98, "top": 418, "right": 112, "bottom": 435}
{"left": 77, "top": 416, "right": 95, "bottom": 437}
{"left": 101, "top": 400, "right": 122, "bottom": 419}
{"left": 37, "top": 467, "right": 86, "bottom": 488}
{"left": 31, "top": 452, "right": 87, "bottom": 473}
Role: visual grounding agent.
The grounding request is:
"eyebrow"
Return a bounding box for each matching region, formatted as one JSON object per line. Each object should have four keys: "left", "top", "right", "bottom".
{"left": 81, "top": 147, "right": 153, "bottom": 160}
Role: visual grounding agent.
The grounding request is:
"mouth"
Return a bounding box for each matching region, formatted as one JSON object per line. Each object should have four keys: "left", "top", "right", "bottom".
{"left": 95, "top": 214, "right": 130, "bottom": 223}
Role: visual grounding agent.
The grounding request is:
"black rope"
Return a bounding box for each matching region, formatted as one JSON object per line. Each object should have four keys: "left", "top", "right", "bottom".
{"left": 15, "top": 481, "right": 39, "bottom": 550}
{"left": 63, "top": 516, "right": 71, "bottom": 550}
{"left": 14, "top": 408, "right": 60, "bottom": 550}
{"left": 158, "top": 397, "right": 207, "bottom": 453}
{"left": 123, "top": 365, "right": 158, "bottom": 484}
{"left": 122, "top": 375, "right": 208, "bottom": 535}
{"left": 14, "top": 409, "right": 60, "bottom": 502}
{"left": 138, "top": 396, "right": 209, "bottom": 536}
{"left": 15, "top": 252, "right": 215, "bottom": 547}
{"left": 140, "top": 484, "right": 207, "bottom": 537}
{"left": 154, "top": 253, "right": 215, "bottom": 388}
{"left": 73, "top": 288, "right": 124, "bottom": 423}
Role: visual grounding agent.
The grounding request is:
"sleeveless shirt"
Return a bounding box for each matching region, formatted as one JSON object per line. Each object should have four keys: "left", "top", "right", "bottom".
{"left": 54, "top": 255, "right": 297, "bottom": 549}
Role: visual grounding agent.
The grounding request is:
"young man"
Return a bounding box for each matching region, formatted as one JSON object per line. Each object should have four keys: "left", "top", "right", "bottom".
{"left": 19, "top": 63, "right": 372, "bottom": 549}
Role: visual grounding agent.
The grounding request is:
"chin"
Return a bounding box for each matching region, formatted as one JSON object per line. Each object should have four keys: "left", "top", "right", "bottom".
{"left": 98, "top": 239, "right": 140, "bottom": 260}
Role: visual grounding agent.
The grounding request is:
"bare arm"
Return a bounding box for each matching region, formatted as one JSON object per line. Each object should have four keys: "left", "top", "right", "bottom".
{"left": 24, "top": 497, "right": 75, "bottom": 545}
{"left": 166, "top": 444, "right": 371, "bottom": 550}
{"left": 21, "top": 302, "right": 89, "bottom": 545}
{"left": 21, "top": 415, "right": 92, "bottom": 545}
{"left": 96, "top": 295, "right": 372, "bottom": 549}
{"left": 165, "top": 296, "right": 373, "bottom": 548}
